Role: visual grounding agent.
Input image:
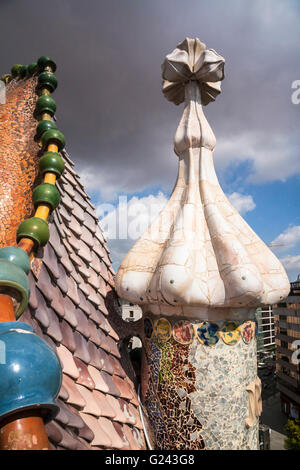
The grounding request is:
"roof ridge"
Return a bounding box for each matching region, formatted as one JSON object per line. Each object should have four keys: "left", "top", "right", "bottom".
{"left": 0, "top": 56, "right": 147, "bottom": 450}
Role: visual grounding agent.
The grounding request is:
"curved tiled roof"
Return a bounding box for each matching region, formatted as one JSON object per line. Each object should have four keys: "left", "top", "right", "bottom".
{"left": 0, "top": 68, "right": 146, "bottom": 450}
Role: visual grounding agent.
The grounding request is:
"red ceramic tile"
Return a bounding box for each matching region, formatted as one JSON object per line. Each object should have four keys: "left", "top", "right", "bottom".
{"left": 76, "top": 385, "right": 102, "bottom": 417}
{"left": 46, "top": 307, "right": 63, "bottom": 343}
{"left": 50, "top": 284, "right": 66, "bottom": 319}
{"left": 112, "top": 422, "right": 131, "bottom": 450}
{"left": 112, "top": 375, "right": 133, "bottom": 400}
{"left": 62, "top": 374, "right": 86, "bottom": 409}
{"left": 43, "top": 243, "right": 60, "bottom": 280}
{"left": 98, "top": 417, "right": 124, "bottom": 450}
{"left": 73, "top": 331, "right": 91, "bottom": 364}
{"left": 74, "top": 307, "right": 90, "bottom": 339}
{"left": 45, "top": 421, "right": 63, "bottom": 445}
{"left": 101, "top": 371, "right": 121, "bottom": 397}
{"left": 87, "top": 366, "right": 110, "bottom": 394}
{"left": 92, "top": 390, "right": 116, "bottom": 419}
{"left": 61, "top": 296, "right": 78, "bottom": 328}
{"left": 74, "top": 357, "right": 95, "bottom": 390}
{"left": 80, "top": 413, "right": 111, "bottom": 448}
{"left": 123, "top": 424, "right": 141, "bottom": 451}
{"left": 60, "top": 319, "right": 76, "bottom": 353}
{"left": 57, "top": 345, "right": 79, "bottom": 379}
{"left": 28, "top": 272, "right": 38, "bottom": 309}
{"left": 104, "top": 394, "right": 126, "bottom": 422}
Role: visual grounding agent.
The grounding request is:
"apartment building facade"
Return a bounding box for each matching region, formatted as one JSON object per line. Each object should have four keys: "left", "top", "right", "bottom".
{"left": 274, "top": 279, "right": 300, "bottom": 419}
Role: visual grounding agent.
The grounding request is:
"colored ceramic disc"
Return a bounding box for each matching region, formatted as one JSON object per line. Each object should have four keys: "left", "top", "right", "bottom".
{"left": 220, "top": 322, "right": 241, "bottom": 345}
{"left": 241, "top": 321, "right": 255, "bottom": 344}
{"left": 154, "top": 318, "right": 172, "bottom": 342}
{"left": 196, "top": 322, "right": 219, "bottom": 346}
{"left": 144, "top": 317, "right": 154, "bottom": 339}
{"left": 173, "top": 320, "right": 195, "bottom": 345}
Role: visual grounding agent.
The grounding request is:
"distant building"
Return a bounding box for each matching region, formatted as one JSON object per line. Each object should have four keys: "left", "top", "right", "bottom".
{"left": 274, "top": 279, "right": 300, "bottom": 419}
{"left": 120, "top": 300, "right": 142, "bottom": 349}
{"left": 120, "top": 299, "right": 142, "bottom": 322}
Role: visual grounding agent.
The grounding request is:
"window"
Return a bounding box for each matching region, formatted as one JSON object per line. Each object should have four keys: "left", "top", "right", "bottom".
{"left": 129, "top": 311, "right": 134, "bottom": 318}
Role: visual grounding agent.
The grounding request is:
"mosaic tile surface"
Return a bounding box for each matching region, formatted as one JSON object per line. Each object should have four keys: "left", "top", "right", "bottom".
{"left": 241, "top": 321, "right": 255, "bottom": 344}
{"left": 154, "top": 318, "right": 172, "bottom": 342}
{"left": 0, "top": 76, "right": 146, "bottom": 450}
{"left": 189, "top": 325, "right": 259, "bottom": 449}
{"left": 173, "top": 320, "right": 194, "bottom": 345}
{"left": 220, "top": 322, "right": 241, "bottom": 346}
{"left": 196, "top": 322, "right": 219, "bottom": 346}
{"left": 0, "top": 76, "right": 40, "bottom": 247}
{"left": 141, "top": 315, "right": 259, "bottom": 450}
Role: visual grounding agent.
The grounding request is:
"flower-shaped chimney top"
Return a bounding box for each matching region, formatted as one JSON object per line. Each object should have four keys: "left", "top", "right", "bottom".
{"left": 115, "top": 38, "right": 290, "bottom": 321}
{"left": 162, "top": 37, "right": 224, "bottom": 106}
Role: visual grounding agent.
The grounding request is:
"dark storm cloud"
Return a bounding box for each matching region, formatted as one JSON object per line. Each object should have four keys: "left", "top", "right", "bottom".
{"left": 1, "top": 0, "right": 300, "bottom": 200}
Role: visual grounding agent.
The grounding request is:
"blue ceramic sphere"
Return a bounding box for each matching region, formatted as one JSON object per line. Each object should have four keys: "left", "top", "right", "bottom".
{"left": 0, "top": 246, "right": 31, "bottom": 274}
{"left": 0, "top": 321, "right": 62, "bottom": 421}
{"left": 0, "top": 259, "right": 30, "bottom": 317}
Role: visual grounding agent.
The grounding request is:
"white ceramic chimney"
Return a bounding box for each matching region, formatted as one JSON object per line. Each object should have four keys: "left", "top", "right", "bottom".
{"left": 116, "top": 38, "right": 290, "bottom": 450}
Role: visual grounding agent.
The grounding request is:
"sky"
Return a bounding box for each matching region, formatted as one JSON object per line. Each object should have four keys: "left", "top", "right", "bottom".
{"left": 1, "top": 0, "right": 300, "bottom": 280}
